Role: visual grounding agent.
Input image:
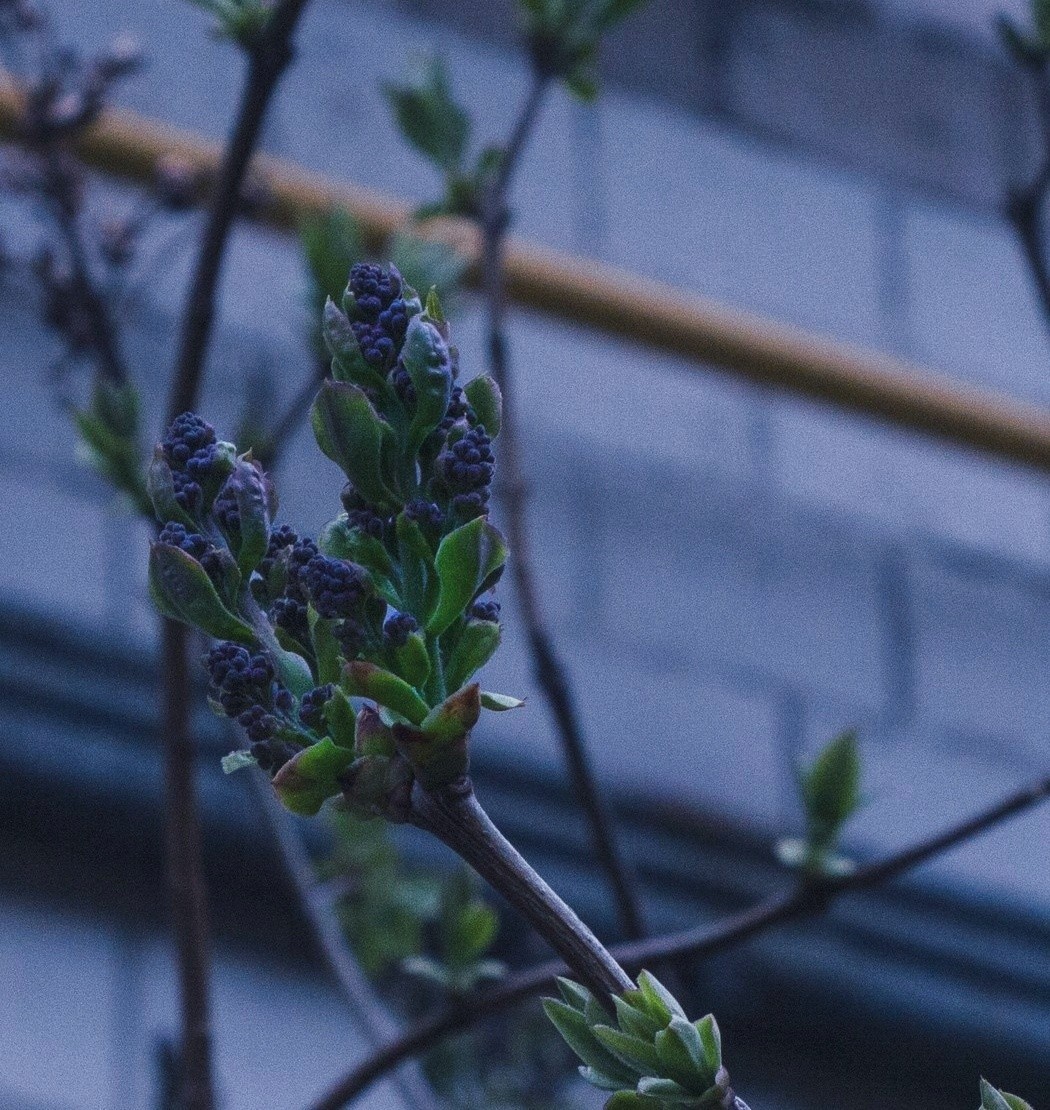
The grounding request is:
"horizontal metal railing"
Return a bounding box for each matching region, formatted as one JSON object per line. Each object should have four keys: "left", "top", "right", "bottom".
{"left": 3, "top": 84, "right": 1050, "bottom": 472}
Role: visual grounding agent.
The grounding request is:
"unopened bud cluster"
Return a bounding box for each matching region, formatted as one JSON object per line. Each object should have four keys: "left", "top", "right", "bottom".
{"left": 148, "top": 263, "right": 520, "bottom": 818}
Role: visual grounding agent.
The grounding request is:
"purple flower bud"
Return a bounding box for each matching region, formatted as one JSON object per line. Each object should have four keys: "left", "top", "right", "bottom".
{"left": 383, "top": 611, "right": 419, "bottom": 649}
{"left": 299, "top": 684, "right": 334, "bottom": 731}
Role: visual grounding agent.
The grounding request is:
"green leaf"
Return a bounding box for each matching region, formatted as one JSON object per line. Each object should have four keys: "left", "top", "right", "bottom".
{"left": 221, "top": 750, "right": 257, "bottom": 774}
{"left": 592, "top": 1025, "right": 663, "bottom": 1074}
{"left": 446, "top": 620, "right": 501, "bottom": 691}
{"left": 655, "top": 1018, "right": 705, "bottom": 1082}
{"left": 577, "top": 1066, "right": 626, "bottom": 1091}
{"left": 148, "top": 543, "right": 254, "bottom": 643}
{"left": 981, "top": 1080, "right": 1034, "bottom": 1110}
{"left": 401, "top": 315, "right": 453, "bottom": 452}
{"left": 311, "top": 380, "right": 395, "bottom": 507}
{"left": 480, "top": 690, "right": 525, "bottom": 711}
{"left": 800, "top": 731, "right": 862, "bottom": 848}
{"left": 694, "top": 1014, "right": 721, "bottom": 1073}
{"left": 636, "top": 970, "right": 687, "bottom": 1023}
{"left": 222, "top": 456, "right": 275, "bottom": 577}
{"left": 343, "top": 661, "right": 429, "bottom": 725}
{"left": 321, "top": 298, "right": 389, "bottom": 394}
{"left": 385, "top": 59, "right": 470, "bottom": 173}
{"left": 302, "top": 210, "right": 363, "bottom": 328}
{"left": 428, "top": 517, "right": 508, "bottom": 635}
{"left": 390, "top": 630, "right": 431, "bottom": 688}
{"left": 557, "top": 976, "right": 602, "bottom": 1014}
{"left": 634, "top": 1076, "right": 695, "bottom": 1102}
{"left": 272, "top": 738, "right": 356, "bottom": 816}
{"left": 323, "top": 687, "right": 357, "bottom": 749}
{"left": 464, "top": 373, "right": 502, "bottom": 437}
{"left": 147, "top": 450, "right": 196, "bottom": 527}
{"left": 420, "top": 684, "right": 481, "bottom": 740}
{"left": 603, "top": 1093, "right": 664, "bottom": 1109}
{"left": 542, "top": 1000, "right": 638, "bottom": 1084}
{"left": 389, "top": 232, "right": 468, "bottom": 312}
{"left": 613, "top": 996, "right": 663, "bottom": 1041}
{"left": 310, "top": 611, "right": 343, "bottom": 686}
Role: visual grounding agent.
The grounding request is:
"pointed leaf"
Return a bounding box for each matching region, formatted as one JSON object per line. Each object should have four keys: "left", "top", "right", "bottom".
{"left": 542, "top": 1000, "right": 638, "bottom": 1084}
{"left": 149, "top": 543, "right": 254, "bottom": 643}
{"left": 694, "top": 1015, "right": 721, "bottom": 1073}
{"left": 464, "top": 373, "right": 502, "bottom": 437}
{"left": 636, "top": 970, "right": 687, "bottom": 1022}
{"left": 446, "top": 619, "right": 500, "bottom": 691}
{"left": 592, "top": 1025, "right": 662, "bottom": 1074}
{"left": 420, "top": 684, "right": 481, "bottom": 741}
{"left": 311, "top": 380, "right": 395, "bottom": 507}
{"left": 272, "top": 738, "right": 355, "bottom": 816}
{"left": 427, "top": 517, "right": 508, "bottom": 635}
{"left": 655, "top": 1018, "right": 705, "bottom": 1082}
{"left": 480, "top": 690, "right": 525, "bottom": 711}
{"left": 401, "top": 314, "right": 453, "bottom": 452}
{"left": 343, "top": 661, "right": 429, "bottom": 725}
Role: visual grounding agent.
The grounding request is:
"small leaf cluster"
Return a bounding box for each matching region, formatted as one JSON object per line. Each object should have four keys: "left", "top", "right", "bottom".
{"left": 384, "top": 60, "right": 497, "bottom": 222}
{"left": 980, "top": 1079, "right": 1035, "bottom": 1110}
{"left": 777, "top": 731, "right": 862, "bottom": 879}
{"left": 519, "top": 0, "right": 650, "bottom": 99}
{"left": 544, "top": 972, "right": 731, "bottom": 1108}
{"left": 184, "top": 0, "right": 275, "bottom": 47}
{"left": 147, "top": 263, "right": 522, "bottom": 818}
{"left": 74, "top": 379, "right": 150, "bottom": 514}
{"left": 401, "top": 868, "right": 506, "bottom": 995}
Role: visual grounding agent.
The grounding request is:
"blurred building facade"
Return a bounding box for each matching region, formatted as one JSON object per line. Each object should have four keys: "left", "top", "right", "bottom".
{"left": 1, "top": 0, "right": 1048, "bottom": 1107}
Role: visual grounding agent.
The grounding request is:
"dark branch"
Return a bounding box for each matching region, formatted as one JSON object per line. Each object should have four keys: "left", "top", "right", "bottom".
{"left": 480, "top": 70, "right": 648, "bottom": 941}
{"left": 167, "top": 0, "right": 311, "bottom": 423}
{"left": 308, "top": 773, "right": 1050, "bottom": 1109}
{"left": 161, "top": 619, "right": 215, "bottom": 1110}
{"left": 1007, "top": 66, "right": 1050, "bottom": 333}
{"left": 160, "top": 7, "right": 311, "bottom": 1103}
{"left": 243, "top": 766, "right": 443, "bottom": 1110}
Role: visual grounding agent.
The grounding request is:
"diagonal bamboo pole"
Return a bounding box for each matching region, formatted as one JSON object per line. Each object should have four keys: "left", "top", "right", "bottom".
{"left": 2, "top": 84, "right": 1050, "bottom": 473}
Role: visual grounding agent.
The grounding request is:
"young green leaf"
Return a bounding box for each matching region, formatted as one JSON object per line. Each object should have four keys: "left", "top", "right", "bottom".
{"left": 311, "top": 380, "right": 396, "bottom": 507}
{"left": 342, "top": 661, "right": 429, "bottom": 726}
{"left": 428, "top": 517, "right": 508, "bottom": 635}
{"left": 385, "top": 59, "right": 470, "bottom": 174}
{"left": 148, "top": 543, "right": 254, "bottom": 643}
{"left": 464, "top": 373, "right": 503, "bottom": 437}
{"left": 272, "top": 738, "right": 356, "bottom": 816}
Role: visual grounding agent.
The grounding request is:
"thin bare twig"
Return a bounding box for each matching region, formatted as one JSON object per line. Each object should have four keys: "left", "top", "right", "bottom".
{"left": 1007, "top": 66, "right": 1050, "bottom": 332}
{"left": 160, "top": 619, "right": 215, "bottom": 1110}
{"left": 242, "top": 765, "right": 442, "bottom": 1110}
{"left": 168, "top": 0, "right": 311, "bottom": 422}
{"left": 308, "top": 773, "right": 1050, "bottom": 1109}
{"left": 480, "top": 69, "right": 648, "bottom": 942}
{"left": 160, "top": 6, "right": 312, "bottom": 1106}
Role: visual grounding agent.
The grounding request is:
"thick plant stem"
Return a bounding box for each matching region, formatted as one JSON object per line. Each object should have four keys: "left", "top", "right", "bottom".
{"left": 409, "top": 777, "right": 633, "bottom": 1002}
{"left": 479, "top": 74, "right": 648, "bottom": 942}
{"left": 169, "top": 0, "right": 311, "bottom": 420}
{"left": 310, "top": 773, "right": 1050, "bottom": 1109}
{"left": 161, "top": 619, "right": 214, "bottom": 1110}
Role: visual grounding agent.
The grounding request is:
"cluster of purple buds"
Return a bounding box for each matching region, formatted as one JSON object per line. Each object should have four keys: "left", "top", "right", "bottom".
{"left": 161, "top": 412, "right": 220, "bottom": 515}
{"left": 205, "top": 641, "right": 295, "bottom": 742}
{"left": 299, "top": 684, "right": 335, "bottom": 732}
{"left": 439, "top": 425, "right": 495, "bottom": 519}
{"left": 255, "top": 526, "right": 317, "bottom": 646}
{"left": 383, "top": 611, "right": 419, "bottom": 649}
{"left": 347, "top": 262, "right": 410, "bottom": 370}
{"left": 469, "top": 599, "right": 501, "bottom": 624}
{"left": 158, "top": 522, "right": 225, "bottom": 583}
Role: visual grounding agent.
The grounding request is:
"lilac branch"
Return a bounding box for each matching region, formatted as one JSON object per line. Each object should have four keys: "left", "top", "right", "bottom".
{"left": 308, "top": 772, "right": 1050, "bottom": 1108}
